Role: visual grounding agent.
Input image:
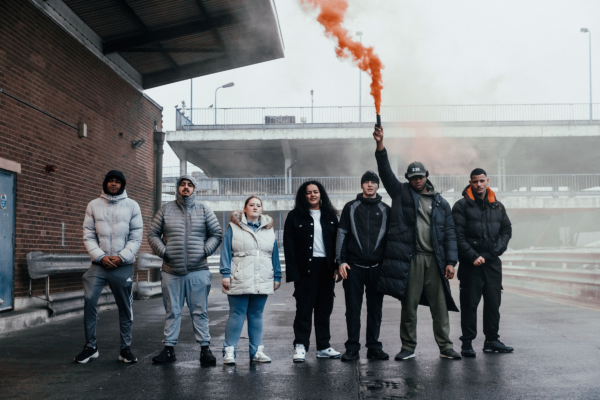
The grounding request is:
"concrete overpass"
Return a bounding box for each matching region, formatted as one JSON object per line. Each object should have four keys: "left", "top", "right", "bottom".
{"left": 168, "top": 104, "right": 600, "bottom": 178}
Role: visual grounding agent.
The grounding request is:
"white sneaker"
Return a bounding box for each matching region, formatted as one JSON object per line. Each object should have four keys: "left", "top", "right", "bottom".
{"left": 293, "top": 344, "right": 306, "bottom": 363}
{"left": 223, "top": 346, "right": 236, "bottom": 365}
{"left": 316, "top": 347, "right": 341, "bottom": 359}
{"left": 252, "top": 345, "right": 271, "bottom": 363}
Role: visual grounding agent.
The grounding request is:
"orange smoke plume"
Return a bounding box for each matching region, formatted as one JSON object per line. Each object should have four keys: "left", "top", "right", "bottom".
{"left": 302, "top": 0, "right": 384, "bottom": 113}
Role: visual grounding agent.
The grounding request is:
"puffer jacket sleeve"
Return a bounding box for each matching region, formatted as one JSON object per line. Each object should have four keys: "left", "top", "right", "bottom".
{"left": 375, "top": 148, "right": 402, "bottom": 198}
{"left": 452, "top": 200, "right": 479, "bottom": 263}
{"left": 118, "top": 201, "right": 143, "bottom": 264}
{"left": 148, "top": 206, "right": 167, "bottom": 258}
{"left": 442, "top": 201, "right": 458, "bottom": 266}
{"left": 496, "top": 203, "right": 512, "bottom": 256}
{"left": 203, "top": 206, "right": 223, "bottom": 257}
{"left": 83, "top": 202, "right": 105, "bottom": 262}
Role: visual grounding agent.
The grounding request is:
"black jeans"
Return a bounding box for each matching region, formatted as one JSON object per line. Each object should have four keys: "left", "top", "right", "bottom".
{"left": 459, "top": 256, "right": 502, "bottom": 344}
{"left": 343, "top": 264, "right": 384, "bottom": 351}
{"left": 293, "top": 258, "right": 335, "bottom": 351}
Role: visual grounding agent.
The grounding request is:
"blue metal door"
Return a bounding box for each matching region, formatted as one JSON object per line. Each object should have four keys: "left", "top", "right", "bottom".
{"left": 0, "top": 169, "right": 15, "bottom": 311}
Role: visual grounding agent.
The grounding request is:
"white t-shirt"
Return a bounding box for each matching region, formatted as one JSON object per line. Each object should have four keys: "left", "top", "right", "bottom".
{"left": 310, "top": 209, "right": 326, "bottom": 257}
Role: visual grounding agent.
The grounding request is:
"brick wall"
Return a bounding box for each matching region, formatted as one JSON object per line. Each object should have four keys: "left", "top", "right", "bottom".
{"left": 0, "top": 0, "right": 163, "bottom": 299}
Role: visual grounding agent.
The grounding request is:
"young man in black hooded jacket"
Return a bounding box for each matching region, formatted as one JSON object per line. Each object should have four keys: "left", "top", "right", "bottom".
{"left": 452, "top": 168, "right": 513, "bottom": 357}
{"left": 337, "top": 171, "right": 391, "bottom": 361}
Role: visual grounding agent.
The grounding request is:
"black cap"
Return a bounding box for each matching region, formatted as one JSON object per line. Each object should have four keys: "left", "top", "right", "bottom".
{"left": 406, "top": 162, "right": 427, "bottom": 178}
{"left": 361, "top": 170, "right": 380, "bottom": 186}
{"left": 103, "top": 170, "right": 126, "bottom": 195}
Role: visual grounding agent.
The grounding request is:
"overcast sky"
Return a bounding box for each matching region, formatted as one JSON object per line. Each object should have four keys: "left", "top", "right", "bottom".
{"left": 145, "top": 0, "right": 600, "bottom": 167}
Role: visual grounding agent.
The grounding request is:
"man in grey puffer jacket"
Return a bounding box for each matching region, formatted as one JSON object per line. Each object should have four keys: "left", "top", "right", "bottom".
{"left": 148, "top": 174, "right": 223, "bottom": 365}
{"left": 76, "top": 170, "right": 143, "bottom": 364}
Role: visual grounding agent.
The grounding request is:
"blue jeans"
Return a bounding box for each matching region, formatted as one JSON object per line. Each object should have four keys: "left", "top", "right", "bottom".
{"left": 223, "top": 294, "right": 268, "bottom": 358}
{"left": 161, "top": 270, "right": 211, "bottom": 346}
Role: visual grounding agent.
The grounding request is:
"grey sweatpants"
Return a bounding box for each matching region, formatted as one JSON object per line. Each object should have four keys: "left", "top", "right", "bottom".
{"left": 161, "top": 270, "right": 211, "bottom": 346}
{"left": 83, "top": 264, "right": 134, "bottom": 349}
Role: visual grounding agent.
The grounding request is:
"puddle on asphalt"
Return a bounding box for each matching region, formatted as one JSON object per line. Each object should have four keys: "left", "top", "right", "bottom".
{"left": 359, "top": 377, "right": 420, "bottom": 399}
{"left": 175, "top": 361, "right": 200, "bottom": 369}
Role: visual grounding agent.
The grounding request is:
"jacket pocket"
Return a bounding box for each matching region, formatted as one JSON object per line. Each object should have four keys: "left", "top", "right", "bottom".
{"left": 466, "top": 237, "right": 481, "bottom": 252}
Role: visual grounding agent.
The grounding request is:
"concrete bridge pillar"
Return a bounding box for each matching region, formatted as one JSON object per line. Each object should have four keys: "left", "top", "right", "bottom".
{"left": 498, "top": 157, "right": 506, "bottom": 192}
{"left": 179, "top": 151, "right": 187, "bottom": 177}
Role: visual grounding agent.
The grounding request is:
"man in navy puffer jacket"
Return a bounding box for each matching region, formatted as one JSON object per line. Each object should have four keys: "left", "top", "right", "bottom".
{"left": 148, "top": 174, "right": 222, "bottom": 365}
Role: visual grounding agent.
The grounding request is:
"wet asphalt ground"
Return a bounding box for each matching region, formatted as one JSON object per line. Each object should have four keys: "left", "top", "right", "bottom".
{"left": 1, "top": 274, "right": 600, "bottom": 399}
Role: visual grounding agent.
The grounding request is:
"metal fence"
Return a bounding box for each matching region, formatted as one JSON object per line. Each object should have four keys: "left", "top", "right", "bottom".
{"left": 161, "top": 174, "right": 600, "bottom": 202}
{"left": 175, "top": 104, "right": 600, "bottom": 129}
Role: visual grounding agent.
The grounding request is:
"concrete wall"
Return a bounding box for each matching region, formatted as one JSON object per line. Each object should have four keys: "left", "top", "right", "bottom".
{"left": 0, "top": 0, "right": 162, "bottom": 300}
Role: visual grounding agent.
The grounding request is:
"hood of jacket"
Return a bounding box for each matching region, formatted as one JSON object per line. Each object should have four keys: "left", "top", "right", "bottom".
{"left": 100, "top": 190, "right": 128, "bottom": 203}
{"left": 356, "top": 193, "right": 383, "bottom": 205}
{"left": 462, "top": 186, "right": 496, "bottom": 203}
{"left": 176, "top": 174, "right": 198, "bottom": 208}
{"left": 230, "top": 210, "right": 274, "bottom": 230}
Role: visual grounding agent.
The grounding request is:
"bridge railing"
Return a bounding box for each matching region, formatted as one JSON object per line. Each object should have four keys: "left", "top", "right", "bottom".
{"left": 501, "top": 249, "right": 600, "bottom": 301}
{"left": 161, "top": 174, "right": 600, "bottom": 201}
{"left": 176, "top": 104, "right": 600, "bottom": 129}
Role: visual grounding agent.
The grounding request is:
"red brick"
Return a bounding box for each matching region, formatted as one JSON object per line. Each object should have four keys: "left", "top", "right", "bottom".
{"left": 1, "top": 0, "right": 163, "bottom": 299}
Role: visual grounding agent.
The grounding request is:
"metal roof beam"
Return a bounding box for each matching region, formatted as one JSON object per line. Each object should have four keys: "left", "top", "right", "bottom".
{"left": 113, "top": 0, "right": 179, "bottom": 69}
{"left": 102, "top": 13, "right": 238, "bottom": 54}
{"left": 121, "top": 47, "right": 223, "bottom": 53}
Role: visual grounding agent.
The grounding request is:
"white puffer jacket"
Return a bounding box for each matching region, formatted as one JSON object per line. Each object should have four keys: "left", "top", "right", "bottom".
{"left": 225, "top": 211, "right": 276, "bottom": 295}
{"left": 83, "top": 191, "right": 143, "bottom": 264}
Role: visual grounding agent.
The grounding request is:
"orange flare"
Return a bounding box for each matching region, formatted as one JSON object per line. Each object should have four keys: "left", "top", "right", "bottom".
{"left": 302, "top": 0, "right": 384, "bottom": 113}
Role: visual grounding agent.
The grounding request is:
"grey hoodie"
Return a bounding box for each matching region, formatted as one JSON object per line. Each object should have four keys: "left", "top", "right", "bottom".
{"left": 148, "top": 175, "right": 223, "bottom": 275}
{"left": 415, "top": 182, "right": 437, "bottom": 254}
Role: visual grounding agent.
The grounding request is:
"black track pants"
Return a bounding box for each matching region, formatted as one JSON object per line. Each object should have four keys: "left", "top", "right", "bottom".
{"left": 292, "top": 258, "right": 335, "bottom": 351}
{"left": 342, "top": 264, "right": 384, "bottom": 351}
{"left": 459, "top": 256, "right": 502, "bottom": 344}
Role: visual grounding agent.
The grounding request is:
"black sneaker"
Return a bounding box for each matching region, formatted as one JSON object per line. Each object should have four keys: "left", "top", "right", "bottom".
{"left": 152, "top": 346, "right": 176, "bottom": 364}
{"left": 483, "top": 340, "right": 514, "bottom": 353}
{"left": 74, "top": 346, "right": 99, "bottom": 364}
{"left": 200, "top": 346, "right": 217, "bottom": 366}
{"left": 119, "top": 347, "right": 137, "bottom": 363}
{"left": 394, "top": 349, "right": 415, "bottom": 360}
{"left": 440, "top": 348, "right": 462, "bottom": 359}
{"left": 367, "top": 349, "right": 389, "bottom": 360}
{"left": 461, "top": 343, "right": 476, "bottom": 358}
{"left": 341, "top": 350, "right": 360, "bottom": 361}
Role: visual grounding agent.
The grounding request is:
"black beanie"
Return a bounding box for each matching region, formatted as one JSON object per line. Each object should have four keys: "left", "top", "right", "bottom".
{"left": 103, "top": 170, "right": 126, "bottom": 196}
{"left": 361, "top": 170, "right": 380, "bottom": 186}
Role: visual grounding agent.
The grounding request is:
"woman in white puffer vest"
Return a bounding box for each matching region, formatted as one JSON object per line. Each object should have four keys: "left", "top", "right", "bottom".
{"left": 220, "top": 196, "right": 282, "bottom": 365}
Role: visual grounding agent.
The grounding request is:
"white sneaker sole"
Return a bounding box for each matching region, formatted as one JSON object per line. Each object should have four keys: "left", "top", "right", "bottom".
{"left": 76, "top": 351, "right": 99, "bottom": 364}
{"left": 317, "top": 354, "right": 341, "bottom": 359}
{"left": 395, "top": 354, "right": 415, "bottom": 360}
{"left": 293, "top": 357, "right": 305, "bottom": 363}
{"left": 223, "top": 361, "right": 236, "bottom": 366}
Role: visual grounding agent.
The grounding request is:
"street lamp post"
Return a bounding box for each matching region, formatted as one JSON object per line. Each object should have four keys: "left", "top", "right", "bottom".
{"left": 356, "top": 31, "right": 363, "bottom": 125}
{"left": 215, "top": 82, "right": 234, "bottom": 125}
{"left": 310, "top": 89, "right": 314, "bottom": 123}
{"left": 581, "top": 28, "right": 592, "bottom": 124}
{"left": 190, "top": 79, "right": 193, "bottom": 124}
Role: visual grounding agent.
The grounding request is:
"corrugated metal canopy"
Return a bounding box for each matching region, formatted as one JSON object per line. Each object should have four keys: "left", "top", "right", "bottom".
{"left": 63, "top": 0, "right": 284, "bottom": 88}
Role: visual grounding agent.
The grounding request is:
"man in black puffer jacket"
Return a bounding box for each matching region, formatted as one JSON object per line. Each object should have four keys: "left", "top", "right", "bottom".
{"left": 452, "top": 168, "right": 513, "bottom": 357}
{"left": 336, "top": 170, "right": 391, "bottom": 361}
{"left": 373, "top": 126, "right": 462, "bottom": 361}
